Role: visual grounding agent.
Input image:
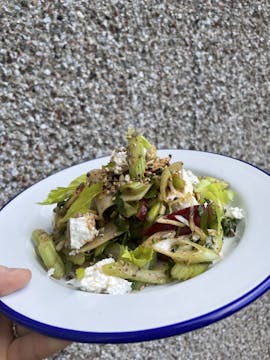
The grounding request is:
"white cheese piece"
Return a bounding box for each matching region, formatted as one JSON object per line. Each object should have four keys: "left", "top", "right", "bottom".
{"left": 69, "top": 213, "right": 99, "bottom": 250}
{"left": 110, "top": 147, "right": 128, "bottom": 174}
{"left": 225, "top": 206, "right": 245, "bottom": 219}
{"left": 182, "top": 169, "right": 199, "bottom": 195}
{"left": 78, "top": 258, "right": 132, "bottom": 295}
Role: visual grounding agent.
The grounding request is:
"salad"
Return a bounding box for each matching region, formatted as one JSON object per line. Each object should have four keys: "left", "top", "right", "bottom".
{"left": 32, "top": 129, "right": 244, "bottom": 295}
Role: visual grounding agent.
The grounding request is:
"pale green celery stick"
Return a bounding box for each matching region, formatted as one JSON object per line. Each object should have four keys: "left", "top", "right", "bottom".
{"left": 79, "top": 222, "right": 124, "bottom": 252}
{"left": 32, "top": 229, "right": 65, "bottom": 279}
{"left": 120, "top": 182, "right": 152, "bottom": 201}
{"left": 146, "top": 200, "right": 161, "bottom": 223}
{"left": 127, "top": 129, "right": 146, "bottom": 179}
{"left": 60, "top": 182, "right": 103, "bottom": 224}
{"left": 152, "top": 237, "right": 220, "bottom": 264}
{"left": 160, "top": 167, "right": 171, "bottom": 201}
{"left": 102, "top": 260, "right": 170, "bottom": 284}
{"left": 172, "top": 174, "right": 185, "bottom": 191}
{"left": 171, "top": 263, "right": 209, "bottom": 281}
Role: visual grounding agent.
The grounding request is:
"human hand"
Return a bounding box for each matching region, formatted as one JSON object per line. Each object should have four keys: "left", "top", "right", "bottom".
{"left": 0, "top": 266, "right": 70, "bottom": 360}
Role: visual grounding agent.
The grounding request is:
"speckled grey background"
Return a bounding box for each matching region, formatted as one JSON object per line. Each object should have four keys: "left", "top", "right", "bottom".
{"left": 0, "top": 1, "right": 269, "bottom": 359}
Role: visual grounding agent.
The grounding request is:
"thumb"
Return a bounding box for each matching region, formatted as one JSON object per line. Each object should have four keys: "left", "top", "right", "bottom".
{"left": 0, "top": 266, "right": 32, "bottom": 296}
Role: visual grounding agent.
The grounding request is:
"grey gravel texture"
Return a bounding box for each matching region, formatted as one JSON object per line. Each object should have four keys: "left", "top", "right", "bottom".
{"left": 0, "top": 0, "right": 269, "bottom": 359}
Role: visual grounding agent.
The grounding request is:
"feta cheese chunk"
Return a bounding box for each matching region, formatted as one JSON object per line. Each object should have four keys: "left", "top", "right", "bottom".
{"left": 79, "top": 258, "right": 132, "bottom": 295}
{"left": 69, "top": 213, "right": 99, "bottom": 250}
{"left": 225, "top": 206, "right": 245, "bottom": 219}
{"left": 110, "top": 147, "right": 128, "bottom": 174}
{"left": 182, "top": 169, "right": 199, "bottom": 195}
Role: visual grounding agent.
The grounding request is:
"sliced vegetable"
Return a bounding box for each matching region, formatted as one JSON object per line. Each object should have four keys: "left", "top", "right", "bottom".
{"left": 32, "top": 229, "right": 65, "bottom": 279}
{"left": 60, "top": 182, "right": 103, "bottom": 224}
{"left": 127, "top": 129, "right": 146, "bottom": 179}
{"left": 152, "top": 237, "right": 220, "bottom": 264}
{"left": 79, "top": 222, "right": 124, "bottom": 252}
{"left": 101, "top": 260, "right": 170, "bottom": 284}
{"left": 171, "top": 262, "right": 209, "bottom": 281}
{"left": 120, "top": 182, "right": 152, "bottom": 202}
{"left": 195, "top": 177, "right": 234, "bottom": 252}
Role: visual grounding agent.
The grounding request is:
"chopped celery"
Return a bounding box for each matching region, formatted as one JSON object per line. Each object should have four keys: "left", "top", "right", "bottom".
{"left": 171, "top": 263, "right": 209, "bottom": 281}
{"left": 60, "top": 182, "right": 103, "bottom": 223}
{"left": 152, "top": 237, "right": 220, "bottom": 264}
{"left": 32, "top": 229, "right": 65, "bottom": 279}
{"left": 127, "top": 129, "right": 146, "bottom": 179}
{"left": 79, "top": 222, "right": 124, "bottom": 252}
{"left": 101, "top": 260, "right": 170, "bottom": 284}
{"left": 120, "top": 182, "right": 152, "bottom": 202}
{"left": 146, "top": 200, "right": 161, "bottom": 223}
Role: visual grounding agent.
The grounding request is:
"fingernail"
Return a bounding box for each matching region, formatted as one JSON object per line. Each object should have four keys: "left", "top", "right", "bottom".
{"left": 0, "top": 266, "right": 29, "bottom": 274}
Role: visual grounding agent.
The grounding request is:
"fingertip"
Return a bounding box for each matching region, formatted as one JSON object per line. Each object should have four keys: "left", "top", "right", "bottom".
{"left": 21, "top": 268, "right": 32, "bottom": 282}
{"left": 0, "top": 267, "right": 32, "bottom": 296}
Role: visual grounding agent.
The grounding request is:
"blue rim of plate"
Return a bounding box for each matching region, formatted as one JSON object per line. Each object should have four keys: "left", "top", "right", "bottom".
{"left": 0, "top": 151, "right": 269, "bottom": 343}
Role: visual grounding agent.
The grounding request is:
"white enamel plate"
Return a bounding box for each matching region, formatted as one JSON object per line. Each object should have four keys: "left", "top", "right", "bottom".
{"left": 0, "top": 150, "right": 269, "bottom": 343}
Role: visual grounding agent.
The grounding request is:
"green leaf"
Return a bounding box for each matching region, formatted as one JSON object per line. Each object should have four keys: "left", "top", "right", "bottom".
{"left": 68, "top": 174, "right": 88, "bottom": 187}
{"left": 121, "top": 245, "right": 154, "bottom": 269}
{"left": 61, "top": 182, "right": 103, "bottom": 223}
{"left": 39, "top": 174, "right": 87, "bottom": 205}
{"left": 195, "top": 177, "right": 235, "bottom": 252}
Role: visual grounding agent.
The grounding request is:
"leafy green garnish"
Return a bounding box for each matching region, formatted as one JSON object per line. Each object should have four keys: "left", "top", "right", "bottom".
{"left": 121, "top": 245, "right": 154, "bottom": 269}
{"left": 61, "top": 182, "right": 103, "bottom": 223}
{"left": 39, "top": 174, "right": 87, "bottom": 205}
{"left": 195, "top": 177, "right": 235, "bottom": 252}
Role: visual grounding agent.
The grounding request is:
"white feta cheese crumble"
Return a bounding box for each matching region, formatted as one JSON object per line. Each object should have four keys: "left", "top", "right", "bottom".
{"left": 182, "top": 169, "right": 199, "bottom": 195}
{"left": 225, "top": 206, "right": 245, "bottom": 219}
{"left": 78, "top": 258, "right": 132, "bottom": 295}
{"left": 110, "top": 147, "right": 128, "bottom": 174}
{"left": 69, "top": 213, "right": 99, "bottom": 250}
